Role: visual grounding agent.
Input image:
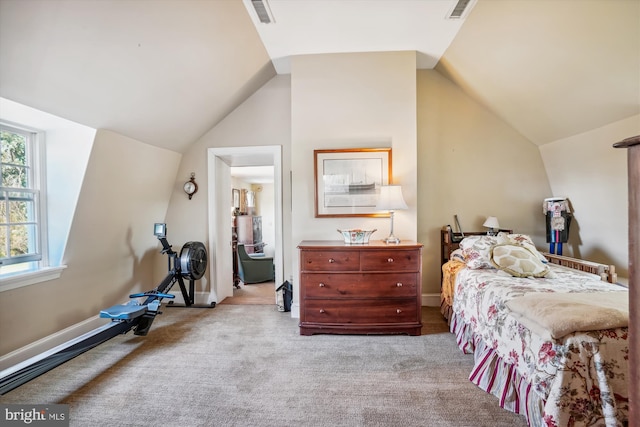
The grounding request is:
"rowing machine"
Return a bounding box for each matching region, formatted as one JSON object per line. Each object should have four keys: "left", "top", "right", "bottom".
{"left": 0, "top": 223, "right": 209, "bottom": 394}
{"left": 100, "top": 223, "right": 210, "bottom": 335}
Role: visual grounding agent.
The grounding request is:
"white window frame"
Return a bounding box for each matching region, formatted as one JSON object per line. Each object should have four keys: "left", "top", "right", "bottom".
{"left": 0, "top": 122, "right": 61, "bottom": 290}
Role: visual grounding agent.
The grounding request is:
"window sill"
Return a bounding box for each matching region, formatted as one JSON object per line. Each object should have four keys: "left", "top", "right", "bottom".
{"left": 0, "top": 265, "right": 67, "bottom": 292}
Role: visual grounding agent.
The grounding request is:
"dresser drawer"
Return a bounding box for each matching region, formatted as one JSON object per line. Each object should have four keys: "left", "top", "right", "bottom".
{"left": 360, "top": 250, "right": 420, "bottom": 272}
{"left": 303, "top": 299, "right": 418, "bottom": 324}
{"left": 298, "top": 240, "right": 423, "bottom": 336}
{"left": 301, "top": 250, "right": 360, "bottom": 271}
{"left": 302, "top": 273, "right": 418, "bottom": 298}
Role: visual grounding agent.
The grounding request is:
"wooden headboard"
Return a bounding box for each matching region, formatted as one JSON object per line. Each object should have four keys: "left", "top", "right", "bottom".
{"left": 438, "top": 226, "right": 618, "bottom": 284}
{"left": 440, "top": 227, "right": 512, "bottom": 266}
{"left": 543, "top": 252, "right": 618, "bottom": 284}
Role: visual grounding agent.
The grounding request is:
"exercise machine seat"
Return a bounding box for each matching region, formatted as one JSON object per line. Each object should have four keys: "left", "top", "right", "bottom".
{"left": 100, "top": 302, "right": 147, "bottom": 320}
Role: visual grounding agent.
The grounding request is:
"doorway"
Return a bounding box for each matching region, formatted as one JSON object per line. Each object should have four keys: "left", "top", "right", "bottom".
{"left": 218, "top": 282, "right": 274, "bottom": 305}
{"left": 207, "top": 146, "right": 283, "bottom": 304}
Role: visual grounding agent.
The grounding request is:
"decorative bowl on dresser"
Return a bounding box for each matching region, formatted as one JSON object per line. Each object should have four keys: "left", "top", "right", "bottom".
{"left": 298, "top": 240, "right": 423, "bottom": 336}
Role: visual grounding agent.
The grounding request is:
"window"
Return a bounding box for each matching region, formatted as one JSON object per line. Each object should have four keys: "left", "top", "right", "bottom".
{"left": 0, "top": 123, "right": 47, "bottom": 277}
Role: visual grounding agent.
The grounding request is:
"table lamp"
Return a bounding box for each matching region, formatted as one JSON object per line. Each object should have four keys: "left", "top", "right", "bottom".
{"left": 376, "top": 185, "right": 408, "bottom": 244}
{"left": 483, "top": 216, "right": 500, "bottom": 236}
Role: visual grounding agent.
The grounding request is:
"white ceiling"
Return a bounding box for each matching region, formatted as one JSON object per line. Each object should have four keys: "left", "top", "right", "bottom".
{"left": 0, "top": 0, "right": 473, "bottom": 154}
{"left": 0, "top": 0, "right": 638, "bottom": 156}
{"left": 242, "top": 0, "right": 473, "bottom": 73}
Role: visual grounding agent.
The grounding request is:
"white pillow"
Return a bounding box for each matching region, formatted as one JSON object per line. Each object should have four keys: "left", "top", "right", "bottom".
{"left": 450, "top": 249, "right": 465, "bottom": 263}
{"left": 490, "top": 244, "right": 550, "bottom": 278}
{"left": 459, "top": 234, "right": 507, "bottom": 269}
{"left": 498, "top": 232, "right": 547, "bottom": 262}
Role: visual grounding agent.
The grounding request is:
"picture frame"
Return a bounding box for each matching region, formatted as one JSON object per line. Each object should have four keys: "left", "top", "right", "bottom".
{"left": 314, "top": 148, "right": 391, "bottom": 218}
{"left": 239, "top": 189, "right": 248, "bottom": 214}
{"left": 232, "top": 188, "right": 240, "bottom": 209}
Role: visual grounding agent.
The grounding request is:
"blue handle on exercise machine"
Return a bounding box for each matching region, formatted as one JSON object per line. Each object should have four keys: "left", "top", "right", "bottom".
{"left": 129, "top": 292, "right": 175, "bottom": 299}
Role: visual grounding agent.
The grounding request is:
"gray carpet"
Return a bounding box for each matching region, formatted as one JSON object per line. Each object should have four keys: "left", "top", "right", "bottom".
{"left": 1, "top": 305, "right": 528, "bottom": 426}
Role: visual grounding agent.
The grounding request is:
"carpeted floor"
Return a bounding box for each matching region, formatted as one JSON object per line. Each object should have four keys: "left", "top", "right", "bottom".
{"left": 0, "top": 304, "right": 528, "bottom": 427}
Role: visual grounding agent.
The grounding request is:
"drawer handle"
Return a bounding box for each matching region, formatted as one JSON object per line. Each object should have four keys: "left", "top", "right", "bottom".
{"left": 328, "top": 258, "right": 335, "bottom": 263}
{"left": 396, "top": 309, "right": 402, "bottom": 314}
{"left": 387, "top": 258, "right": 394, "bottom": 263}
{"left": 396, "top": 282, "right": 403, "bottom": 287}
{"left": 319, "top": 309, "right": 325, "bottom": 314}
{"left": 318, "top": 283, "right": 325, "bottom": 287}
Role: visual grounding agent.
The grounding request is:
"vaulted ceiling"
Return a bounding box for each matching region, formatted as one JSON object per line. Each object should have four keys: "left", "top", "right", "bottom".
{"left": 1, "top": 0, "right": 638, "bottom": 153}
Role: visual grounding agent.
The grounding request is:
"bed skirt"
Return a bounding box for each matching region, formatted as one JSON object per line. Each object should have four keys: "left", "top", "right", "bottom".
{"left": 441, "top": 298, "right": 629, "bottom": 427}
{"left": 441, "top": 299, "right": 543, "bottom": 425}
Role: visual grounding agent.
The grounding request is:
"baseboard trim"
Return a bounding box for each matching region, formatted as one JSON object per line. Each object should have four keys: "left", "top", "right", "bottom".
{"left": 0, "top": 293, "right": 214, "bottom": 371}
{"left": 422, "top": 293, "right": 440, "bottom": 307}
{"left": 166, "top": 291, "right": 216, "bottom": 307}
{"left": 0, "top": 315, "right": 108, "bottom": 371}
{"left": 290, "top": 303, "right": 300, "bottom": 319}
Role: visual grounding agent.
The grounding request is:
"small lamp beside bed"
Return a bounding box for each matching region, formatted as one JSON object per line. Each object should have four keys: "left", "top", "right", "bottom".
{"left": 482, "top": 216, "right": 500, "bottom": 236}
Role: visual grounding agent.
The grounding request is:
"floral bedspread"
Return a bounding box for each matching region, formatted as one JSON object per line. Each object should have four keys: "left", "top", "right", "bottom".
{"left": 450, "top": 263, "right": 629, "bottom": 427}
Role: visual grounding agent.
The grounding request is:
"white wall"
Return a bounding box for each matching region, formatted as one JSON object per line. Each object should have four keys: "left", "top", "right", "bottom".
{"left": 539, "top": 114, "right": 640, "bottom": 277}
{"left": 291, "top": 51, "right": 418, "bottom": 314}
{"left": 256, "top": 183, "right": 276, "bottom": 258}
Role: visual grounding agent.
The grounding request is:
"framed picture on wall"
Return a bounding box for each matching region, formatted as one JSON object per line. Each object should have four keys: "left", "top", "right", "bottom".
{"left": 232, "top": 188, "right": 240, "bottom": 209}
{"left": 239, "top": 188, "right": 248, "bottom": 214}
{"left": 314, "top": 148, "right": 391, "bottom": 217}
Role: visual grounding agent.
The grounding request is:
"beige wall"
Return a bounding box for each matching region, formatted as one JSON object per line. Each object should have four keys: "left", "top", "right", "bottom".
{"left": 290, "top": 51, "right": 418, "bottom": 313}
{"left": 417, "top": 70, "right": 552, "bottom": 298}
{"left": 162, "top": 75, "right": 292, "bottom": 293}
{"left": 539, "top": 114, "right": 640, "bottom": 278}
{"left": 434, "top": 0, "right": 639, "bottom": 147}
{"left": 0, "top": 130, "right": 181, "bottom": 358}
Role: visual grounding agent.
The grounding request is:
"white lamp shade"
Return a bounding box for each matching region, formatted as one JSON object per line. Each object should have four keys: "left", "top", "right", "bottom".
{"left": 483, "top": 216, "right": 500, "bottom": 229}
{"left": 376, "top": 185, "right": 408, "bottom": 211}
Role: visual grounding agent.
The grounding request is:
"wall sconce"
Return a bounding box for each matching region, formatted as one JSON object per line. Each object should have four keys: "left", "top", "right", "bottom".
{"left": 376, "top": 185, "right": 408, "bottom": 244}
{"left": 483, "top": 216, "right": 500, "bottom": 236}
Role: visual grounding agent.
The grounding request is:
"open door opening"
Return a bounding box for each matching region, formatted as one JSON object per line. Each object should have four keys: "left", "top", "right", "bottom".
{"left": 207, "top": 146, "right": 283, "bottom": 305}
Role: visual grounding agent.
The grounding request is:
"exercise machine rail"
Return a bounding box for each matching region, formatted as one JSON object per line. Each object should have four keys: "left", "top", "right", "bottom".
{"left": 0, "top": 223, "right": 209, "bottom": 395}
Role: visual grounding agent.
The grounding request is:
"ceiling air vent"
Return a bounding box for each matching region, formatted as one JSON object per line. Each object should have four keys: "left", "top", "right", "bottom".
{"left": 447, "top": 0, "right": 475, "bottom": 19}
{"left": 251, "top": 0, "right": 275, "bottom": 24}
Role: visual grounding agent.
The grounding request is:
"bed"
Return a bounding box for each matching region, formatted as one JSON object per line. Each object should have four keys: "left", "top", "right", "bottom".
{"left": 440, "top": 230, "right": 629, "bottom": 427}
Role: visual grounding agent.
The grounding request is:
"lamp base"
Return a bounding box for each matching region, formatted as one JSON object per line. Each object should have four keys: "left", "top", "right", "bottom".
{"left": 382, "top": 211, "right": 401, "bottom": 244}
{"left": 383, "top": 235, "right": 401, "bottom": 244}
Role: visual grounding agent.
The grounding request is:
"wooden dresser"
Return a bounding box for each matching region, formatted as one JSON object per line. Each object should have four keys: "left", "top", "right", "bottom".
{"left": 298, "top": 240, "right": 423, "bottom": 336}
